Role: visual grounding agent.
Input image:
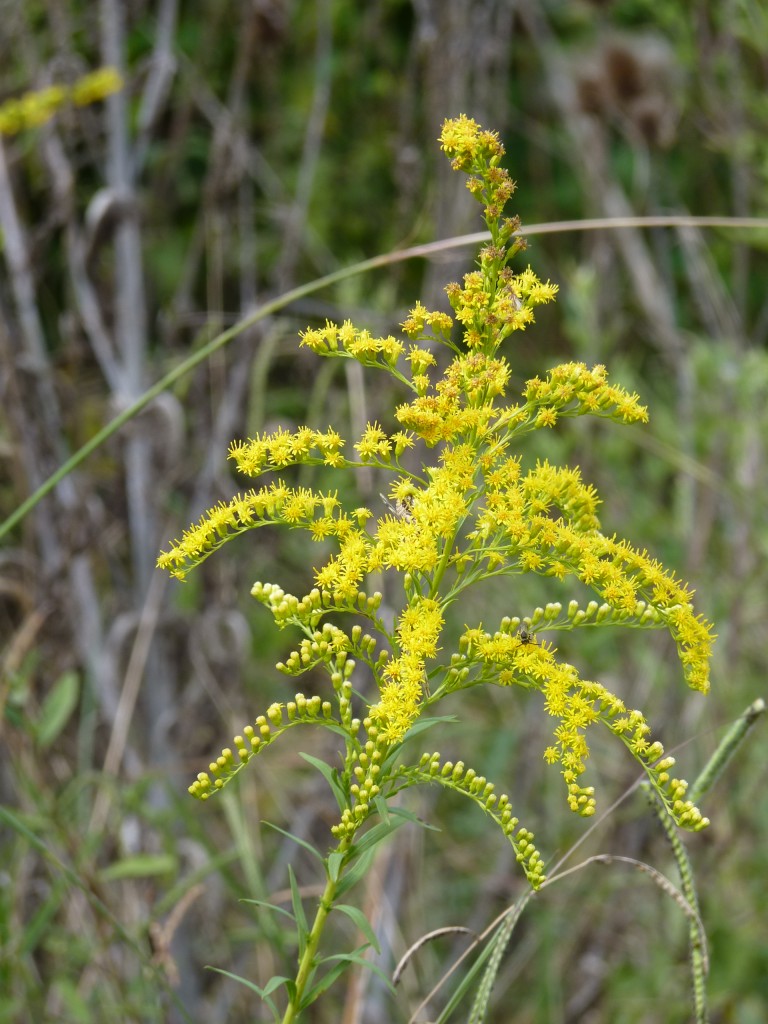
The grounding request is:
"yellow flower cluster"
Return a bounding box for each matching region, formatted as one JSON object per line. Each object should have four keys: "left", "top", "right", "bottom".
{"left": 457, "top": 621, "right": 708, "bottom": 827}
{"left": 228, "top": 426, "right": 346, "bottom": 474}
{"left": 439, "top": 112, "right": 505, "bottom": 171}
{"left": 0, "top": 68, "right": 122, "bottom": 135}
{"left": 467, "top": 457, "right": 714, "bottom": 692}
{"left": 373, "top": 597, "right": 444, "bottom": 741}
{"left": 314, "top": 529, "right": 371, "bottom": 601}
{"left": 157, "top": 482, "right": 354, "bottom": 581}
{"left": 395, "top": 389, "right": 493, "bottom": 446}
{"left": 401, "top": 301, "right": 454, "bottom": 339}
{"left": 355, "top": 422, "right": 414, "bottom": 462}
{"left": 448, "top": 353, "right": 512, "bottom": 400}
{"left": 524, "top": 361, "right": 649, "bottom": 425}
{"left": 439, "top": 114, "right": 524, "bottom": 233}
{"left": 300, "top": 319, "right": 404, "bottom": 369}
{"left": 446, "top": 270, "right": 539, "bottom": 342}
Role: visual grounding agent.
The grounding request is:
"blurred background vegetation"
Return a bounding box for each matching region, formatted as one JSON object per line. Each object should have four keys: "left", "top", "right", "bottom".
{"left": 1, "top": 1, "right": 766, "bottom": 1022}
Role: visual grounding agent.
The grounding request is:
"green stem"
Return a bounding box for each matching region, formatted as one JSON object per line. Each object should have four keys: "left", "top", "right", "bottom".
{"left": 281, "top": 854, "right": 344, "bottom": 1023}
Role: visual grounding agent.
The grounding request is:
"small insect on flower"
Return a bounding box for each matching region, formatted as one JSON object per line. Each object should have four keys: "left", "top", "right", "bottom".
{"left": 517, "top": 626, "right": 537, "bottom": 645}
{"left": 380, "top": 493, "right": 414, "bottom": 522}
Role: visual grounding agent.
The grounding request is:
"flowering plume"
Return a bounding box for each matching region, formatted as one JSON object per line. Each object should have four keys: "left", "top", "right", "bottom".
{"left": 159, "top": 116, "right": 716, "bottom": 896}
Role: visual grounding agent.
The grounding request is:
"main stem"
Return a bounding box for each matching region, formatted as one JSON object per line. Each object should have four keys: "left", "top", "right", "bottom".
{"left": 281, "top": 853, "right": 344, "bottom": 1023}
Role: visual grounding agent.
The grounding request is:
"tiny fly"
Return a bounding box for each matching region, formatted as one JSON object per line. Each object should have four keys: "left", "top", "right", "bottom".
{"left": 380, "top": 493, "right": 414, "bottom": 522}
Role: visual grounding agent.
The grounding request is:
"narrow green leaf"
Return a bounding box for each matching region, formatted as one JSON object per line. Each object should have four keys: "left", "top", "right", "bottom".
{"left": 206, "top": 966, "right": 282, "bottom": 1017}
{"left": 333, "top": 903, "right": 381, "bottom": 953}
{"left": 100, "top": 853, "right": 177, "bottom": 882}
{"left": 36, "top": 671, "right": 79, "bottom": 749}
{"left": 337, "top": 808, "right": 440, "bottom": 897}
{"left": 351, "top": 812, "right": 418, "bottom": 859}
{"left": 317, "top": 947, "right": 393, "bottom": 989}
{"left": 374, "top": 794, "right": 390, "bottom": 824}
{"left": 262, "top": 821, "right": 324, "bottom": 863}
{"left": 351, "top": 818, "right": 405, "bottom": 857}
{"left": 404, "top": 714, "right": 458, "bottom": 738}
{"left": 335, "top": 846, "right": 377, "bottom": 898}
{"left": 239, "top": 897, "right": 296, "bottom": 922}
{"left": 388, "top": 805, "right": 441, "bottom": 831}
{"left": 261, "top": 974, "right": 293, "bottom": 998}
{"left": 327, "top": 850, "right": 345, "bottom": 882}
{"left": 299, "top": 752, "right": 347, "bottom": 811}
{"left": 299, "top": 960, "right": 350, "bottom": 1009}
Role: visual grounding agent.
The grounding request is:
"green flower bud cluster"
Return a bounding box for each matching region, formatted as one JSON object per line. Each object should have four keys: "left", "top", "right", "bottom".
{"left": 397, "top": 752, "right": 546, "bottom": 889}
{"left": 251, "top": 581, "right": 382, "bottom": 630}
{"left": 332, "top": 721, "right": 386, "bottom": 837}
{"left": 567, "top": 782, "right": 597, "bottom": 817}
{"left": 639, "top": 753, "right": 709, "bottom": 832}
{"left": 188, "top": 694, "right": 335, "bottom": 800}
{"left": 276, "top": 624, "right": 351, "bottom": 673}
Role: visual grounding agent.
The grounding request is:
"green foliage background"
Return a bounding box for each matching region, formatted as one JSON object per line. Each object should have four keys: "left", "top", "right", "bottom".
{"left": 1, "top": 2, "right": 766, "bottom": 1022}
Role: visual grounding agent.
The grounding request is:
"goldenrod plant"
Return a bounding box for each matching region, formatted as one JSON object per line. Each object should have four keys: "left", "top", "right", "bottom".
{"left": 157, "top": 116, "right": 716, "bottom": 1022}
